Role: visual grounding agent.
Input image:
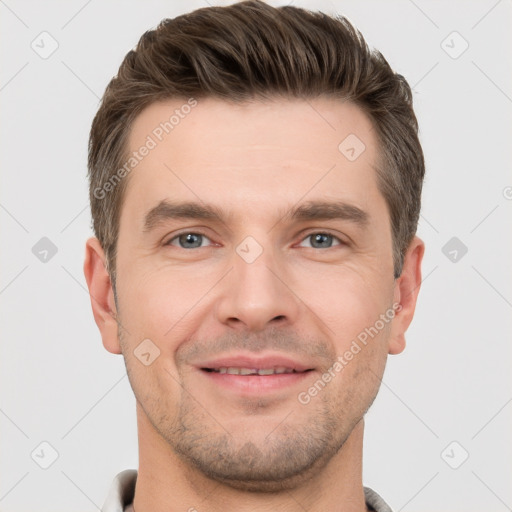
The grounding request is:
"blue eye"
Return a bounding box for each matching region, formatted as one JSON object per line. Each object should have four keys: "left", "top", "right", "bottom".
{"left": 167, "top": 233, "right": 212, "bottom": 249}
{"left": 299, "top": 233, "right": 342, "bottom": 249}
{"left": 165, "top": 232, "right": 343, "bottom": 250}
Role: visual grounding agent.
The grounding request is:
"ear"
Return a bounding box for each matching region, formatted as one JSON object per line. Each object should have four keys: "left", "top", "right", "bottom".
{"left": 83, "top": 237, "right": 121, "bottom": 354}
{"left": 388, "top": 236, "right": 425, "bottom": 355}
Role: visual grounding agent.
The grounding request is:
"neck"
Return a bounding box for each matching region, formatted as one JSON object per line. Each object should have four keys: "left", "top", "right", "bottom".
{"left": 132, "top": 402, "right": 369, "bottom": 512}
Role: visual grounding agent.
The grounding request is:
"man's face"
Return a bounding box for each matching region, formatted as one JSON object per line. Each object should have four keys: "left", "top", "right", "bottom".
{"left": 104, "top": 98, "right": 413, "bottom": 489}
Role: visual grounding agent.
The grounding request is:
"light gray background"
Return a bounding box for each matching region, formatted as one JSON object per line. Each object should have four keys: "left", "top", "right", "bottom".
{"left": 1, "top": 1, "right": 511, "bottom": 511}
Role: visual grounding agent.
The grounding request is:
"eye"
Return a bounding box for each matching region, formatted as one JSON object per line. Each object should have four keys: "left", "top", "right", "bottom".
{"left": 298, "top": 232, "right": 343, "bottom": 249}
{"left": 166, "top": 232, "right": 213, "bottom": 249}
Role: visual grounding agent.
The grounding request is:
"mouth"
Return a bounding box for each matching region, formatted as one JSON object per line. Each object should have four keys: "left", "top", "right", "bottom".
{"left": 195, "top": 354, "right": 315, "bottom": 395}
{"left": 201, "top": 366, "right": 310, "bottom": 376}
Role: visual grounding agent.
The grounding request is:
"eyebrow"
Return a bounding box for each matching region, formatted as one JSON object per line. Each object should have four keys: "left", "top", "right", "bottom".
{"left": 143, "top": 200, "right": 225, "bottom": 233}
{"left": 283, "top": 200, "right": 369, "bottom": 227}
{"left": 142, "top": 199, "right": 369, "bottom": 233}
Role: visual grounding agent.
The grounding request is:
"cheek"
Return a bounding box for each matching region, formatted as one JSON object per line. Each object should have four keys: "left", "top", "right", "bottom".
{"left": 293, "top": 264, "right": 391, "bottom": 344}
{"left": 115, "top": 264, "right": 223, "bottom": 365}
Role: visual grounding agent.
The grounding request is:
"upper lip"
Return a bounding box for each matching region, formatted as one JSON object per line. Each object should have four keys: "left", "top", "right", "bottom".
{"left": 196, "top": 353, "right": 314, "bottom": 372}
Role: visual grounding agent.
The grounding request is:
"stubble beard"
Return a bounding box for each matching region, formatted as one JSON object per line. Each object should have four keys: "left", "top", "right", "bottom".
{"left": 119, "top": 322, "right": 384, "bottom": 492}
{"left": 143, "top": 376, "right": 373, "bottom": 492}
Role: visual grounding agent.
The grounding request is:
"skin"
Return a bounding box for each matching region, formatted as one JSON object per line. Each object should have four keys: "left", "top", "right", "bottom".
{"left": 84, "top": 97, "right": 424, "bottom": 512}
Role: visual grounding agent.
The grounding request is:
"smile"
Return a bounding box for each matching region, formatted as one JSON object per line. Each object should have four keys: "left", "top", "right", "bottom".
{"left": 202, "top": 367, "right": 309, "bottom": 375}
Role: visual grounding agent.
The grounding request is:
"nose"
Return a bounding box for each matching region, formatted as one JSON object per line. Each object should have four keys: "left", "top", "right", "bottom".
{"left": 215, "top": 244, "right": 301, "bottom": 332}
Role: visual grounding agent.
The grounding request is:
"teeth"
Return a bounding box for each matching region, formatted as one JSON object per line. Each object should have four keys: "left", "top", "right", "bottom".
{"left": 213, "top": 367, "right": 297, "bottom": 375}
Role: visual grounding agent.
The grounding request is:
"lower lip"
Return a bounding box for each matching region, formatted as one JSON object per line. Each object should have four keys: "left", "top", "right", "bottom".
{"left": 199, "top": 369, "right": 313, "bottom": 395}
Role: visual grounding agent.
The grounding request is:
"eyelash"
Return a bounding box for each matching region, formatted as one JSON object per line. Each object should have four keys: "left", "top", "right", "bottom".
{"left": 164, "top": 231, "right": 346, "bottom": 249}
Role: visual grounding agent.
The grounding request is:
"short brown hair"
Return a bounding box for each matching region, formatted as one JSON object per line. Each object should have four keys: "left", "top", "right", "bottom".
{"left": 88, "top": 0, "right": 424, "bottom": 285}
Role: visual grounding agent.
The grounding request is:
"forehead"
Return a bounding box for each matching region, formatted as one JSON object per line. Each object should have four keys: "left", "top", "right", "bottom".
{"left": 122, "top": 97, "right": 384, "bottom": 224}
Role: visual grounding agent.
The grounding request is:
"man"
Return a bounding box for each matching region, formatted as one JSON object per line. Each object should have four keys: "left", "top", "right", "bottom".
{"left": 84, "top": 1, "right": 425, "bottom": 511}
